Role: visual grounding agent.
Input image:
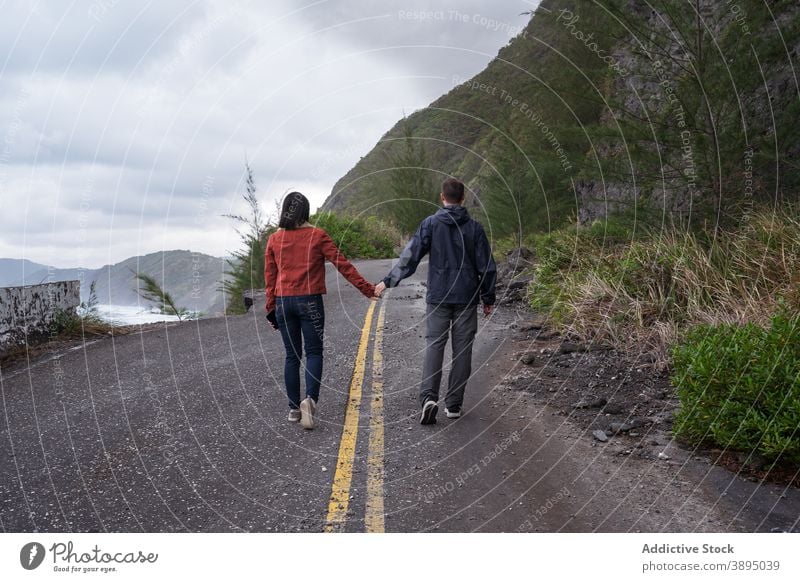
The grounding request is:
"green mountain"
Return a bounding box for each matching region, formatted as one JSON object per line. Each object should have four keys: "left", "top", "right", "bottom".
{"left": 8, "top": 251, "right": 229, "bottom": 317}
{"left": 323, "top": 0, "right": 800, "bottom": 238}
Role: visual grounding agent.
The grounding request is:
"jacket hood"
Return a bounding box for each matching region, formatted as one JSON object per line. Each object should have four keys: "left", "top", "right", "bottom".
{"left": 433, "top": 205, "right": 470, "bottom": 226}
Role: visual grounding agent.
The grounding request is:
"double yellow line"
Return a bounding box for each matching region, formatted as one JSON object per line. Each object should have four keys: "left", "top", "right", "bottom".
{"left": 365, "top": 302, "right": 386, "bottom": 532}
{"left": 323, "top": 299, "right": 387, "bottom": 533}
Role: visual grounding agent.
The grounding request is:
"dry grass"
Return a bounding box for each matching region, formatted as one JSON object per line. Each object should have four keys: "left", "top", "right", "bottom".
{"left": 529, "top": 208, "right": 800, "bottom": 368}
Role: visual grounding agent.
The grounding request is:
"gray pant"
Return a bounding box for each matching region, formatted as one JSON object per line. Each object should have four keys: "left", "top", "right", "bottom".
{"left": 419, "top": 303, "right": 479, "bottom": 409}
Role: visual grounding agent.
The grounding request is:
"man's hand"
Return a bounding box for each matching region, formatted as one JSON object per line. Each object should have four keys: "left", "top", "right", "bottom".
{"left": 374, "top": 281, "right": 386, "bottom": 298}
{"left": 483, "top": 304, "right": 493, "bottom": 317}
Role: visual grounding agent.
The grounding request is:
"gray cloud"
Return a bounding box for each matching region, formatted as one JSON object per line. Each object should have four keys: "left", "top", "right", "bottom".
{"left": 0, "top": 1, "right": 208, "bottom": 75}
{"left": 0, "top": 0, "right": 538, "bottom": 268}
{"left": 303, "top": 0, "right": 532, "bottom": 53}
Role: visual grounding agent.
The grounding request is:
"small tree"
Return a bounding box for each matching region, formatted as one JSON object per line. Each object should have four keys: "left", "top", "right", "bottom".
{"left": 222, "top": 160, "right": 274, "bottom": 313}
{"left": 134, "top": 271, "right": 190, "bottom": 321}
{"left": 384, "top": 117, "right": 438, "bottom": 234}
{"left": 77, "top": 280, "right": 104, "bottom": 325}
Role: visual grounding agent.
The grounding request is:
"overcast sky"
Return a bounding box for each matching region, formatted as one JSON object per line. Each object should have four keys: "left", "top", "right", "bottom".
{"left": 0, "top": 0, "right": 539, "bottom": 268}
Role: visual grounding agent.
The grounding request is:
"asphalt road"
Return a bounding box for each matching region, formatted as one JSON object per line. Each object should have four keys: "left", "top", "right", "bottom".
{"left": 1, "top": 259, "right": 796, "bottom": 533}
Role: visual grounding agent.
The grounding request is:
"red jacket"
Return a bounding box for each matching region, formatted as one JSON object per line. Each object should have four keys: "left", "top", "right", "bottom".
{"left": 264, "top": 226, "right": 376, "bottom": 312}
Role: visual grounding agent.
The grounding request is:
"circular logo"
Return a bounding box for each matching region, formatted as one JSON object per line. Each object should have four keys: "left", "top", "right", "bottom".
{"left": 20, "top": 542, "right": 46, "bottom": 570}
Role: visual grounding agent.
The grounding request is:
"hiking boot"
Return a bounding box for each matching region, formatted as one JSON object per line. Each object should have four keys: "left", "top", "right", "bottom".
{"left": 420, "top": 398, "right": 438, "bottom": 425}
{"left": 445, "top": 406, "right": 461, "bottom": 419}
{"left": 300, "top": 397, "right": 317, "bottom": 430}
{"left": 287, "top": 409, "right": 301, "bottom": 422}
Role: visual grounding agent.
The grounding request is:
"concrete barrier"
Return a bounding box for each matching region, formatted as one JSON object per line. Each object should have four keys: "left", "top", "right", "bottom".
{"left": 0, "top": 280, "right": 81, "bottom": 354}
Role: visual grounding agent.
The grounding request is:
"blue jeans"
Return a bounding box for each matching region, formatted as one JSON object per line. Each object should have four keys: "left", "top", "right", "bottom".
{"left": 275, "top": 294, "right": 325, "bottom": 409}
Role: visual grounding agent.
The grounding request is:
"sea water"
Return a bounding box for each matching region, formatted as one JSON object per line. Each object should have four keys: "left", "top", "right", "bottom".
{"left": 93, "top": 304, "right": 185, "bottom": 325}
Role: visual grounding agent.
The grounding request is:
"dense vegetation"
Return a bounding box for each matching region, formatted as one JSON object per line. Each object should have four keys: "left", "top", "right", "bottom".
{"left": 310, "top": 212, "right": 398, "bottom": 260}
{"left": 323, "top": 0, "right": 799, "bottom": 240}
{"left": 672, "top": 312, "right": 800, "bottom": 465}
{"left": 528, "top": 207, "right": 800, "bottom": 362}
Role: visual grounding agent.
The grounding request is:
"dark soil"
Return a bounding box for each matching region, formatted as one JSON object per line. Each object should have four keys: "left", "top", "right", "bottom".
{"left": 498, "top": 315, "right": 800, "bottom": 490}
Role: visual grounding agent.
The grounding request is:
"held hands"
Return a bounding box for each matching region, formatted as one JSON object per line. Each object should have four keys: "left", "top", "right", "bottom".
{"left": 374, "top": 281, "right": 386, "bottom": 299}
{"left": 266, "top": 310, "right": 279, "bottom": 330}
{"left": 483, "top": 304, "right": 493, "bottom": 318}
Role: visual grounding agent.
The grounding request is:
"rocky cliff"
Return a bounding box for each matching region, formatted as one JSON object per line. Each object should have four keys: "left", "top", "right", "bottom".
{"left": 323, "top": 0, "right": 800, "bottom": 234}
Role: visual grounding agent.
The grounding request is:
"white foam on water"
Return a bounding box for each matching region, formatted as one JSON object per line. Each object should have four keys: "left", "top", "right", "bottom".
{"left": 93, "top": 304, "right": 185, "bottom": 325}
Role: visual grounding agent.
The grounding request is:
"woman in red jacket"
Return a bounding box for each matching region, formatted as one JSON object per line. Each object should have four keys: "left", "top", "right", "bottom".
{"left": 265, "top": 192, "right": 376, "bottom": 429}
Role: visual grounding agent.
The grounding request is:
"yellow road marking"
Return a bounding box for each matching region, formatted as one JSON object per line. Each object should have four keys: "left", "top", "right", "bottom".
{"left": 365, "top": 300, "right": 387, "bottom": 532}
{"left": 324, "top": 300, "right": 376, "bottom": 532}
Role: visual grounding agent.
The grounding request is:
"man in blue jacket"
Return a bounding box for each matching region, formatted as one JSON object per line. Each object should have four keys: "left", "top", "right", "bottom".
{"left": 375, "top": 178, "right": 497, "bottom": 424}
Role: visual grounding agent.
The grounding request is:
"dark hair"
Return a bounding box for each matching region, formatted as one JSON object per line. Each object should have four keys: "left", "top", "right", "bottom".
{"left": 442, "top": 178, "right": 465, "bottom": 203}
{"left": 278, "top": 191, "right": 310, "bottom": 229}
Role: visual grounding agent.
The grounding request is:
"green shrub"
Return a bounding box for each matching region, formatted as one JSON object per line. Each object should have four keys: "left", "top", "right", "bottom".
{"left": 310, "top": 211, "right": 397, "bottom": 260}
{"left": 671, "top": 312, "right": 800, "bottom": 464}
{"left": 223, "top": 163, "right": 270, "bottom": 315}
{"left": 50, "top": 309, "right": 83, "bottom": 336}
{"left": 50, "top": 306, "right": 115, "bottom": 338}
{"left": 525, "top": 217, "right": 636, "bottom": 316}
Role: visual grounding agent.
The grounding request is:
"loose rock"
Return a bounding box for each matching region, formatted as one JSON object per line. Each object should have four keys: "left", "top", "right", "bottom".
{"left": 608, "top": 422, "right": 624, "bottom": 434}
{"left": 572, "top": 397, "right": 607, "bottom": 409}
{"left": 602, "top": 402, "right": 626, "bottom": 415}
{"left": 518, "top": 322, "right": 544, "bottom": 333}
{"left": 559, "top": 341, "right": 584, "bottom": 354}
{"left": 620, "top": 418, "right": 645, "bottom": 431}
{"left": 507, "top": 277, "right": 533, "bottom": 291}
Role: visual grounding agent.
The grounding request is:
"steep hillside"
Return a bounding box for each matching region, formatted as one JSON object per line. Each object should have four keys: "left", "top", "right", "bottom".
{"left": 323, "top": 0, "right": 800, "bottom": 237}
{"left": 322, "top": 5, "right": 560, "bottom": 220}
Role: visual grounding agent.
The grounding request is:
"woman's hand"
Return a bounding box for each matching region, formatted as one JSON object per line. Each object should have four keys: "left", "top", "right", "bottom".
{"left": 374, "top": 282, "right": 386, "bottom": 298}
{"left": 266, "top": 310, "right": 279, "bottom": 330}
